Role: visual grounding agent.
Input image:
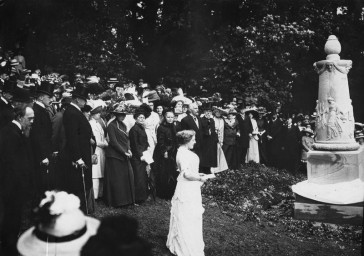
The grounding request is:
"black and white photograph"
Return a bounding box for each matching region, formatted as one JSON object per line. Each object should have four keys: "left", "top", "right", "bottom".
{"left": 0, "top": 0, "right": 364, "bottom": 255}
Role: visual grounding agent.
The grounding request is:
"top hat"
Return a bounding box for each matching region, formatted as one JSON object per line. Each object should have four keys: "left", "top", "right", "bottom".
{"left": 12, "top": 86, "right": 32, "bottom": 103}
{"left": 201, "top": 102, "right": 213, "bottom": 111}
{"left": 72, "top": 85, "right": 89, "bottom": 101}
{"left": 37, "top": 81, "right": 55, "bottom": 97}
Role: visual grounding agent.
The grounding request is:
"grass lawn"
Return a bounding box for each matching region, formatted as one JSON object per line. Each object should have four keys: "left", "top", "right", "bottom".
{"left": 91, "top": 195, "right": 361, "bottom": 256}
{"left": 21, "top": 164, "right": 362, "bottom": 255}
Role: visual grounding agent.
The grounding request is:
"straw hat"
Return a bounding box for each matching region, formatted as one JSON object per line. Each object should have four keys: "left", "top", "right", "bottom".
{"left": 17, "top": 191, "right": 100, "bottom": 256}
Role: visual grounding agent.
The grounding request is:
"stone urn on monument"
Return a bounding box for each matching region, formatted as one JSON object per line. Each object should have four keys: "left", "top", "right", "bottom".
{"left": 292, "top": 35, "right": 364, "bottom": 225}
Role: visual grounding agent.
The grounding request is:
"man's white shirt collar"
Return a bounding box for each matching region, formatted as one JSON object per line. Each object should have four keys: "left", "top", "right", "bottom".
{"left": 35, "top": 100, "right": 45, "bottom": 108}
{"left": 70, "top": 102, "right": 81, "bottom": 112}
{"left": 12, "top": 120, "right": 22, "bottom": 130}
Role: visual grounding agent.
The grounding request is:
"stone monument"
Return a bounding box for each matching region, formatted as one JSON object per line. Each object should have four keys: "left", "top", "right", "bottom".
{"left": 292, "top": 35, "right": 364, "bottom": 225}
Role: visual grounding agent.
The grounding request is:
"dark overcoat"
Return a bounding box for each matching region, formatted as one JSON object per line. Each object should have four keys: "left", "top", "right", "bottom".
{"left": 30, "top": 103, "right": 53, "bottom": 193}
{"left": 30, "top": 103, "right": 52, "bottom": 163}
{"left": 0, "top": 122, "right": 32, "bottom": 251}
{"left": 200, "top": 116, "right": 218, "bottom": 167}
{"left": 0, "top": 97, "right": 14, "bottom": 130}
{"left": 60, "top": 104, "right": 93, "bottom": 193}
{"left": 180, "top": 114, "right": 203, "bottom": 158}
{"left": 0, "top": 122, "right": 32, "bottom": 196}
{"left": 129, "top": 122, "right": 149, "bottom": 202}
{"left": 236, "top": 114, "right": 253, "bottom": 148}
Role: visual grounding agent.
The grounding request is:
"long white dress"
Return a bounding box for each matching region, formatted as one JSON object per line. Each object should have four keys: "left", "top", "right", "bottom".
{"left": 167, "top": 147, "right": 205, "bottom": 256}
{"left": 246, "top": 118, "right": 260, "bottom": 163}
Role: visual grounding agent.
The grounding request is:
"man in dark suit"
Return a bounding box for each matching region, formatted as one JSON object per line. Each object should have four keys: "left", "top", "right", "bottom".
{"left": 180, "top": 102, "right": 203, "bottom": 160}
{"left": 60, "top": 85, "right": 93, "bottom": 213}
{"left": 199, "top": 104, "right": 218, "bottom": 174}
{"left": 29, "top": 81, "right": 55, "bottom": 195}
{"left": 266, "top": 111, "right": 283, "bottom": 168}
{"left": 0, "top": 103, "right": 34, "bottom": 256}
{"left": 236, "top": 106, "right": 253, "bottom": 166}
{"left": 0, "top": 80, "right": 14, "bottom": 130}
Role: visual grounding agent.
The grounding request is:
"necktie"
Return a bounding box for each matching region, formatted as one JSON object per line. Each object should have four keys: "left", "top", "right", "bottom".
{"left": 193, "top": 116, "right": 199, "bottom": 128}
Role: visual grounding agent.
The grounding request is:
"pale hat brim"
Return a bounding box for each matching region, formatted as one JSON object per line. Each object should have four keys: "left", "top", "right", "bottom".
{"left": 17, "top": 217, "right": 100, "bottom": 256}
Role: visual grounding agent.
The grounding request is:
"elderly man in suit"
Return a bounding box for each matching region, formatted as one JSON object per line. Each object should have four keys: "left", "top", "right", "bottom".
{"left": 0, "top": 103, "right": 34, "bottom": 256}
{"left": 29, "top": 81, "right": 55, "bottom": 195}
{"left": 60, "top": 85, "right": 94, "bottom": 213}
{"left": 180, "top": 102, "right": 204, "bottom": 171}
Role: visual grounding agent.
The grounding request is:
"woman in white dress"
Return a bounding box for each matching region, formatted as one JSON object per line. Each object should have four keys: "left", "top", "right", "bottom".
{"left": 246, "top": 109, "right": 260, "bottom": 163}
{"left": 89, "top": 106, "right": 108, "bottom": 199}
{"left": 167, "top": 130, "right": 208, "bottom": 256}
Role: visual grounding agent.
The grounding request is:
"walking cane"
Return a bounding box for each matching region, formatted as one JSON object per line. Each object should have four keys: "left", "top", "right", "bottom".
{"left": 80, "top": 165, "right": 89, "bottom": 215}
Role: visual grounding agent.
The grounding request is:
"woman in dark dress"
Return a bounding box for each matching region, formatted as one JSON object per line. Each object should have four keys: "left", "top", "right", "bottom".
{"left": 223, "top": 109, "right": 240, "bottom": 171}
{"left": 104, "top": 104, "right": 135, "bottom": 207}
{"left": 153, "top": 109, "right": 178, "bottom": 199}
{"left": 129, "top": 110, "right": 150, "bottom": 203}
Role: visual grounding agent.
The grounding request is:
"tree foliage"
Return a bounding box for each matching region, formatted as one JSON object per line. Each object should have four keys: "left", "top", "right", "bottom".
{"left": 0, "top": 0, "right": 363, "bottom": 117}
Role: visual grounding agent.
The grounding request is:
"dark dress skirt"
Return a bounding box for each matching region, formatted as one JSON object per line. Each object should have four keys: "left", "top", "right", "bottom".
{"left": 223, "top": 120, "right": 240, "bottom": 170}
{"left": 130, "top": 158, "right": 148, "bottom": 202}
{"left": 104, "top": 157, "right": 135, "bottom": 207}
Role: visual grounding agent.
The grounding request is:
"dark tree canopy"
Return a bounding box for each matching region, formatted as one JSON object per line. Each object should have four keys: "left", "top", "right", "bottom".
{"left": 0, "top": 0, "right": 363, "bottom": 120}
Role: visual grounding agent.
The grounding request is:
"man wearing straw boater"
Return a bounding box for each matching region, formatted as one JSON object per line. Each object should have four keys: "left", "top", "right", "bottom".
{"left": 60, "top": 83, "right": 94, "bottom": 214}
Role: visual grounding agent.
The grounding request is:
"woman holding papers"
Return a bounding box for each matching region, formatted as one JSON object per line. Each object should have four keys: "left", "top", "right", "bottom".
{"left": 104, "top": 103, "right": 135, "bottom": 207}
{"left": 129, "top": 109, "right": 150, "bottom": 203}
{"left": 167, "top": 130, "right": 211, "bottom": 256}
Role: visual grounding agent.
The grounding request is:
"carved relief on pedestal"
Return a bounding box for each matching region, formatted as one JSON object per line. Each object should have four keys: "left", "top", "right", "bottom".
{"left": 312, "top": 35, "right": 359, "bottom": 151}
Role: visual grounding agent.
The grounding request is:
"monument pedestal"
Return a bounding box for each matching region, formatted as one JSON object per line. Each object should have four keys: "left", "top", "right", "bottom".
{"left": 292, "top": 147, "right": 364, "bottom": 225}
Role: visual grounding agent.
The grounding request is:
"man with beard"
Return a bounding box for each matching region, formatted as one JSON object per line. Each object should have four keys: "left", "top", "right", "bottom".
{"left": 0, "top": 103, "right": 34, "bottom": 256}
{"left": 29, "top": 81, "right": 55, "bottom": 196}
{"left": 180, "top": 102, "right": 203, "bottom": 170}
{"left": 60, "top": 84, "right": 93, "bottom": 213}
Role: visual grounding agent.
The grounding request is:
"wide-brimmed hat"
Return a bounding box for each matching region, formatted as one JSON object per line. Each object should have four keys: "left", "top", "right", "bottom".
{"left": 139, "top": 83, "right": 149, "bottom": 89}
{"left": 355, "top": 132, "right": 364, "bottom": 139}
{"left": 36, "top": 81, "right": 55, "bottom": 97}
{"left": 86, "top": 76, "right": 100, "bottom": 84}
{"left": 10, "top": 59, "right": 19, "bottom": 66}
{"left": 72, "top": 85, "right": 89, "bottom": 101}
{"left": 17, "top": 191, "right": 100, "bottom": 256}
{"left": 227, "top": 108, "right": 238, "bottom": 115}
{"left": 146, "top": 90, "right": 160, "bottom": 102}
{"left": 107, "top": 78, "right": 119, "bottom": 83}
{"left": 302, "top": 127, "right": 314, "bottom": 135}
{"left": 111, "top": 102, "right": 130, "bottom": 115}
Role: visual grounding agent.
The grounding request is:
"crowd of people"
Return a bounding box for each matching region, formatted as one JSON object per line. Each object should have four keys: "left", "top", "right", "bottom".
{"left": 1, "top": 48, "right": 364, "bottom": 255}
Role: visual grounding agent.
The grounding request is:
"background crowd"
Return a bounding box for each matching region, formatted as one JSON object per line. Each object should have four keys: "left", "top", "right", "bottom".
{"left": 1, "top": 49, "right": 364, "bottom": 255}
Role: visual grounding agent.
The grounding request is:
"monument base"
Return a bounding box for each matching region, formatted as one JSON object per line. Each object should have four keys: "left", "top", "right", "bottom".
{"left": 307, "top": 146, "right": 364, "bottom": 184}
{"left": 294, "top": 194, "right": 363, "bottom": 225}
{"left": 292, "top": 146, "right": 364, "bottom": 224}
